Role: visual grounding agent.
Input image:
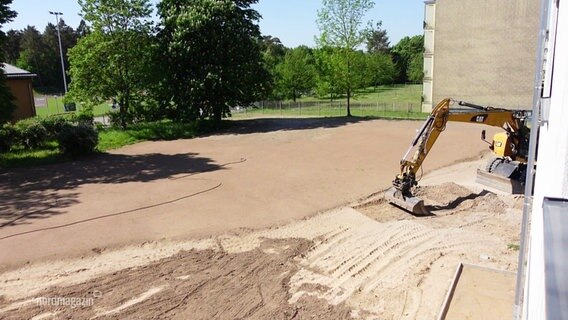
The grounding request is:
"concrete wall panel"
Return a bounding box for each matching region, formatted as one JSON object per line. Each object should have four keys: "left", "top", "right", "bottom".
{"left": 429, "top": 0, "right": 541, "bottom": 110}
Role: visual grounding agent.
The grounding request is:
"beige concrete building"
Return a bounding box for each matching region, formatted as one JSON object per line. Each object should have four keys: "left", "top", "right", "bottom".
{"left": 422, "top": 0, "right": 541, "bottom": 111}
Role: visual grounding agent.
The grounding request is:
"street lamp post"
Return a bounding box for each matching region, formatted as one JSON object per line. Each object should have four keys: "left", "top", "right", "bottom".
{"left": 49, "top": 11, "right": 68, "bottom": 94}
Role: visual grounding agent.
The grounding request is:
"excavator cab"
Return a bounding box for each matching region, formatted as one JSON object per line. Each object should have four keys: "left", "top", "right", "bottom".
{"left": 491, "top": 132, "right": 514, "bottom": 158}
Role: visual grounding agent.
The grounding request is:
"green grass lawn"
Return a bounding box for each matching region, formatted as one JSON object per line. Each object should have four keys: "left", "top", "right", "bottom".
{"left": 34, "top": 95, "right": 113, "bottom": 117}
{"left": 33, "top": 85, "right": 422, "bottom": 119}
{"left": 232, "top": 104, "right": 426, "bottom": 120}
{"left": 93, "top": 103, "right": 113, "bottom": 116}
{"left": 97, "top": 121, "right": 205, "bottom": 151}
{"left": 0, "top": 120, "right": 211, "bottom": 168}
{"left": 34, "top": 96, "right": 66, "bottom": 117}
{"left": 295, "top": 84, "right": 423, "bottom": 104}
{"left": 233, "top": 84, "right": 425, "bottom": 119}
{"left": 0, "top": 142, "right": 65, "bottom": 168}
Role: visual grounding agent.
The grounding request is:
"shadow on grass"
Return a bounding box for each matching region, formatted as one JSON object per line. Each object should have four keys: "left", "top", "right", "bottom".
{"left": 121, "top": 121, "right": 201, "bottom": 141}
{"left": 97, "top": 121, "right": 204, "bottom": 151}
{"left": 0, "top": 152, "right": 222, "bottom": 229}
{"left": 0, "top": 145, "right": 65, "bottom": 169}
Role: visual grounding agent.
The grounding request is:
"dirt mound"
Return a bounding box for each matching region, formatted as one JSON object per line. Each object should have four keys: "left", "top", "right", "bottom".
{"left": 356, "top": 182, "right": 509, "bottom": 222}
{"left": 414, "top": 182, "right": 508, "bottom": 215}
{"left": 414, "top": 182, "right": 473, "bottom": 203}
{"left": 354, "top": 197, "right": 412, "bottom": 222}
{"left": 0, "top": 239, "right": 353, "bottom": 320}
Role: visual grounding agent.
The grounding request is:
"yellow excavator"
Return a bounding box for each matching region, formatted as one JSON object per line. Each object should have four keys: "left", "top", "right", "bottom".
{"left": 386, "top": 98, "right": 531, "bottom": 215}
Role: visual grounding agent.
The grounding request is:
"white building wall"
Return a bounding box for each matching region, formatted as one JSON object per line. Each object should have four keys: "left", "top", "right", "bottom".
{"left": 524, "top": 1, "right": 568, "bottom": 318}
{"left": 422, "top": 1, "right": 436, "bottom": 111}
{"left": 425, "top": 2, "right": 436, "bottom": 26}
{"left": 425, "top": 0, "right": 540, "bottom": 112}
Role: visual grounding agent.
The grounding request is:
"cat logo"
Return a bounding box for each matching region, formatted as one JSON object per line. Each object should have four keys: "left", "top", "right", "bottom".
{"left": 471, "top": 115, "right": 488, "bottom": 123}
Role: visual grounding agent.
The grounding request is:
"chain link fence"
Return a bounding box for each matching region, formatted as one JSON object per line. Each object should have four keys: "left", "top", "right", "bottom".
{"left": 232, "top": 100, "right": 426, "bottom": 120}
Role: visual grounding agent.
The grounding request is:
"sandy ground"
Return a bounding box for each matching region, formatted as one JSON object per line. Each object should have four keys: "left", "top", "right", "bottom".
{"left": 0, "top": 117, "right": 520, "bottom": 319}
{"left": 0, "top": 118, "right": 499, "bottom": 268}
{"left": 444, "top": 265, "right": 515, "bottom": 319}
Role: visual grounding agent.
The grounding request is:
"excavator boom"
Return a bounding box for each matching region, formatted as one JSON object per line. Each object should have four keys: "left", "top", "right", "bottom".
{"left": 385, "top": 98, "right": 529, "bottom": 214}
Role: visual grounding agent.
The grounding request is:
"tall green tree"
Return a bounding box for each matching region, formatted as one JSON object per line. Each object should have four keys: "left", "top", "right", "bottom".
{"left": 260, "top": 35, "right": 286, "bottom": 65}
{"left": 276, "top": 46, "right": 316, "bottom": 101}
{"left": 350, "top": 50, "right": 376, "bottom": 89}
{"left": 16, "top": 26, "right": 44, "bottom": 76}
{"left": 314, "top": 48, "right": 344, "bottom": 101}
{"left": 76, "top": 19, "right": 90, "bottom": 38}
{"left": 41, "top": 23, "right": 67, "bottom": 92}
{"left": 3, "top": 29, "right": 21, "bottom": 64}
{"left": 5, "top": 21, "right": 78, "bottom": 93}
{"left": 367, "top": 52, "right": 397, "bottom": 86}
{"left": 407, "top": 53, "right": 423, "bottom": 83}
{"left": 259, "top": 35, "right": 286, "bottom": 100}
{"left": 366, "top": 21, "right": 389, "bottom": 54}
{"left": 158, "top": 0, "right": 270, "bottom": 125}
{"left": 0, "top": 0, "right": 16, "bottom": 124}
{"left": 317, "top": 0, "right": 374, "bottom": 116}
{"left": 68, "top": 0, "right": 154, "bottom": 128}
{"left": 391, "top": 35, "right": 423, "bottom": 83}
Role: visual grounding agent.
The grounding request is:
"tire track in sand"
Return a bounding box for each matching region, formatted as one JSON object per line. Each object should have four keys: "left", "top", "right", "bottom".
{"left": 282, "top": 208, "right": 504, "bottom": 319}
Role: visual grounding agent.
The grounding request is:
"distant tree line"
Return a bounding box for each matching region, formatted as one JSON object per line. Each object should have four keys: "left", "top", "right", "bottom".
{"left": 261, "top": 34, "right": 424, "bottom": 100}
{"left": 3, "top": 19, "right": 88, "bottom": 94}
{"left": 0, "top": 0, "right": 17, "bottom": 124}
{"left": 1, "top": 0, "right": 424, "bottom": 126}
{"left": 261, "top": 0, "right": 425, "bottom": 116}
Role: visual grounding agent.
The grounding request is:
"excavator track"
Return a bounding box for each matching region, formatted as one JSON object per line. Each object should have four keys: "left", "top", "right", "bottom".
{"left": 475, "top": 157, "right": 525, "bottom": 193}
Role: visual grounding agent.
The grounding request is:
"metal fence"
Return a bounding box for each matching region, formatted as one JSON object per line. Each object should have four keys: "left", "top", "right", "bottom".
{"left": 232, "top": 100, "right": 426, "bottom": 119}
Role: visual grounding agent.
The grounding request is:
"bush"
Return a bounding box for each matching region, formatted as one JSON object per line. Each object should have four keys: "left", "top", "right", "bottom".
{"left": 14, "top": 119, "right": 48, "bottom": 149}
{"left": 107, "top": 111, "right": 123, "bottom": 128}
{"left": 0, "top": 88, "right": 16, "bottom": 125}
{"left": 57, "top": 124, "right": 99, "bottom": 156}
{"left": 107, "top": 111, "right": 136, "bottom": 128}
{"left": 74, "top": 109, "right": 95, "bottom": 127}
{"left": 131, "top": 98, "right": 165, "bottom": 123}
{"left": 0, "top": 124, "right": 17, "bottom": 153}
{"left": 40, "top": 116, "right": 69, "bottom": 139}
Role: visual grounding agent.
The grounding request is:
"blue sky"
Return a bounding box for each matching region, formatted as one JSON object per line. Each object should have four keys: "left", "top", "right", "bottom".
{"left": 4, "top": 0, "right": 425, "bottom": 47}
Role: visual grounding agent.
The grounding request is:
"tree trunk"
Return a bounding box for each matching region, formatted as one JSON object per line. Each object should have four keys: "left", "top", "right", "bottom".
{"left": 124, "top": 88, "right": 130, "bottom": 128}
{"left": 347, "top": 88, "right": 352, "bottom": 117}
{"left": 120, "top": 96, "right": 127, "bottom": 129}
{"left": 346, "top": 50, "right": 352, "bottom": 117}
{"left": 213, "top": 106, "right": 222, "bottom": 129}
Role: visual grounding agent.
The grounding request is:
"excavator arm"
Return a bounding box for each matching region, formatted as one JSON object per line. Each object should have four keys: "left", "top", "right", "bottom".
{"left": 387, "top": 98, "right": 527, "bottom": 214}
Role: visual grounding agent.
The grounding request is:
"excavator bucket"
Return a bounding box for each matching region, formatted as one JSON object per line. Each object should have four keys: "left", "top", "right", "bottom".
{"left": 385, "top": 187, "right": 430, "bottom": 215}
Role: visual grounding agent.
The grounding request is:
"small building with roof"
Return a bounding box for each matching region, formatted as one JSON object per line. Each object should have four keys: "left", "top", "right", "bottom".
{"left": 2, "top": 63, "right": 37, "bottom": 121}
